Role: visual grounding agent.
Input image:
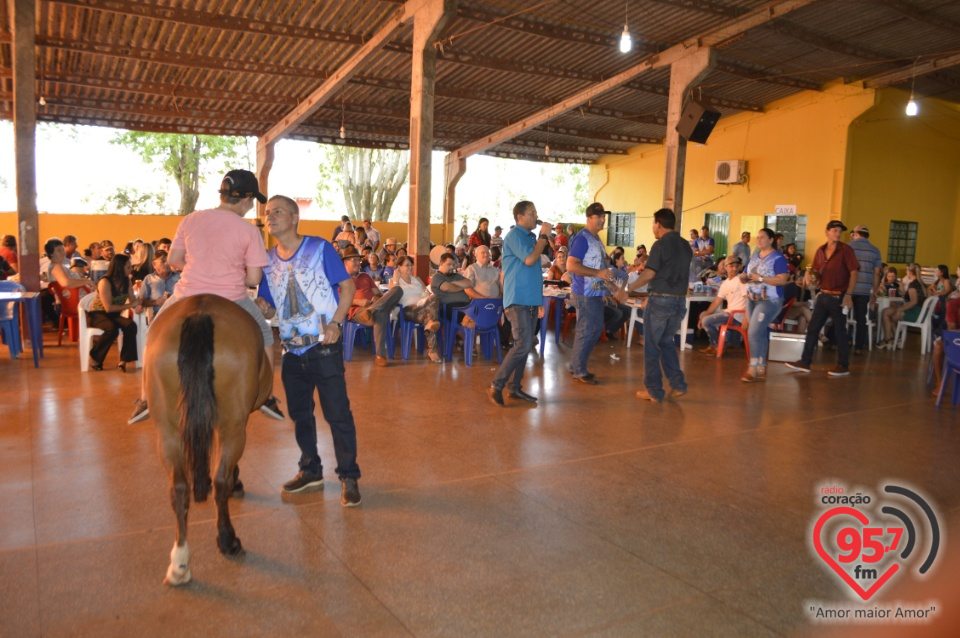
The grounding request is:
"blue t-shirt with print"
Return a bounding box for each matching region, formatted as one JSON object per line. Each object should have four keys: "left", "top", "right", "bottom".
{"left": 258, "top": 235, "right": 349, "bottom": 355}
{"left": 569, "top": 230, "right": 609, "bottom": 297}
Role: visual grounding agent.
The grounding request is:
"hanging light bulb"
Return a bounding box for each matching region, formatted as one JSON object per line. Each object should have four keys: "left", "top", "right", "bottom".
{"left": 544, "top": 143, "right": 550, "bottom": 156}
{"left": 619, "top": 1, "right": 632, "bottom": 53}
{"left": 339, "top": 123, "right": 346, "bottom": 139}
{"left": 38, "top": 95, "right": 47, "bottom": 106}
{"left": 339, "top": 95, "right": 346, "bottom": 139}
{"left": 905, "top": 96, "right": 918, "bottom": 116}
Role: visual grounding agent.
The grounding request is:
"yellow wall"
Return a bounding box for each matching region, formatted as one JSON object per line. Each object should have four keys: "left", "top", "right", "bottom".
{"left": 590, "top": 82, "right": 876, "bottom": 261}
{"left": 843, "top": 89, "right": 960, "bottom": 268}
{"left": 0, "top": 213, "right": 447, "bottom": 253}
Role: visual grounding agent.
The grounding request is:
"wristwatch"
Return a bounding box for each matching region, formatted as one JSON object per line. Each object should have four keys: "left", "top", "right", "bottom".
{"left": 538, "top": 234, "right": 549, "bottom": 241}
{"left": 330, "top": 320, "right": 342, "bottom": 329}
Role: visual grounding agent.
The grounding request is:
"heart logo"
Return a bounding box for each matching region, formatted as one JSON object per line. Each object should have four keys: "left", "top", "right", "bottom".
{"left": 813, "top": 506, "right": 899, "bottom": 600}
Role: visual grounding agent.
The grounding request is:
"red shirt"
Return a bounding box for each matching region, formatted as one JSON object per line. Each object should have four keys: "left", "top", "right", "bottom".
{"left": 555, "top": 234, "right": 568, "bottom": 248}
{"left": 348, "top": 273, "right": 378, "bottom": 319}
{"left": 812, "top": 242, "right": 859, "bottom": 292}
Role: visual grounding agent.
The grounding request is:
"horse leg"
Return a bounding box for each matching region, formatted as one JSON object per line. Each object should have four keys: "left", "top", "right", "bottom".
{"left": 214, "top": 429, "right": 246, "bottom": 556}
{"left": 232, "top": 464, "right": 244, "bottom": 498}
{"left": 163, "top": 462, "right": 192, "bottom": 586}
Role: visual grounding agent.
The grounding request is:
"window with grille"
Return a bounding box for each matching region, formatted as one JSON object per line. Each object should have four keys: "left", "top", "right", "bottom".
{"left": 764, "top": 214, "right": 807, "bottom": 255}
{"left": 887, "top": 221, "right": 918, "bottom": 263}
{"left": 606, "top": 212, "right": 635, "bottom": 247}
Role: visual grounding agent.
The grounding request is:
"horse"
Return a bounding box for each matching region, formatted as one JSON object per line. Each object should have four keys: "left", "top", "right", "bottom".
{"left": 144, "top": 294, "right": 272, "bottom": 586}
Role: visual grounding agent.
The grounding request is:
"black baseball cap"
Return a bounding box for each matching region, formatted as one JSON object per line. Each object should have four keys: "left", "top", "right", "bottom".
{"left": 219, "top": 169, "right": 267, "bottom": 204}
{"left": 586, "top": 202, "right": 605, "bottom": 217}
{"left": 826, "top": 220, "right": 847, "bottom": 231}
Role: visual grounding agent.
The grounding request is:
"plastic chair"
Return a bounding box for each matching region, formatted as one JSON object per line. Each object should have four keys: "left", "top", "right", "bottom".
{"left": 79, "top": 292, "right": 108, "bottom": 371}
{"left": 846, "top": 313, "right": 875, "bottom": 351}
{"left": 626, "top": 302, "right": 643, "bottom": 347}
{"left": 0, "top": 281, "right": 25, "bottom": 359}
{"left": 395, "top": 308, "right": 426, "bottom": 360}
{"left": 49, "top": 281, "right": 85, "bottom": 344}
{"left": 893, "top": 295, "right": 939, "bottom": 354}
{"left": 936, "top": 331, "right": 960, "bottom": 408}
{"left": 447, "top": 299, "right": 504, "bottom": 365}
{"left": 716, "top": 309, "right": 750, "bottom": 360}
{"left": 769, "top": 298, "right": 795, "bottom": 332}
{"left": 343, "top": 316, "right": 395, "bottom": 362}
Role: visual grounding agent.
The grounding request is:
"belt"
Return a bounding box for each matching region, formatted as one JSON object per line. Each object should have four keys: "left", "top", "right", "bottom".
{"left": 820, "top": 289, "right": 844, "bottom": 295}
{"left": 649, "top": 292, "right": 687, "bottom": 298}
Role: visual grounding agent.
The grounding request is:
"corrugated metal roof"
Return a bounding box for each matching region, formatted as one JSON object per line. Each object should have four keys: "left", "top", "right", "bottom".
{"left": 1, "top": 0, "right": 957, "bottom": 165}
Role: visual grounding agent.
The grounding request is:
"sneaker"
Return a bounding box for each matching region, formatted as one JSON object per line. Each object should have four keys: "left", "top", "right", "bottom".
{"left": 699, "top": 345, "right": 717, "bottom": 355}
{"left": 282, "top": 471, "right": 324, "bottom": 494}
{"left": 259, "top": 396, "right": 285, "bottom": 421}
{"left": 827, "top": 366, "right": 850, "bottom": 377}
{"left": 784, "top": 360, "right": 810, "bottom": 372}
{"left": 127, "top": 399, "right": 149, "bottom": 424}
{"left": 636, "top": 390, "right": 663, "bottom": 403}
{"left": 341, "top": 478, "right": 361, "bottom": 507}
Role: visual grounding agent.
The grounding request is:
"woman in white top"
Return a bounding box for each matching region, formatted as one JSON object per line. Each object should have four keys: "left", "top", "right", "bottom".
{"left": 392, "top": 256, "right": 442, "bottom": 363}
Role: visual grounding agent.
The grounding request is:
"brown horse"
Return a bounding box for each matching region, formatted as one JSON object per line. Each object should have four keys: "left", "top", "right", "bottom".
{"left": 145, "top": 294, "right": 272, "bottom": 586}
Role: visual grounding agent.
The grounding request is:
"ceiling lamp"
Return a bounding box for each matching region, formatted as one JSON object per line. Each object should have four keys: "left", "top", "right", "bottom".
{"left": 905, "top": 57, "right": 919, "bottom": 117}
{"left": 619, "top": 2, "right": 632, "bottom": 53}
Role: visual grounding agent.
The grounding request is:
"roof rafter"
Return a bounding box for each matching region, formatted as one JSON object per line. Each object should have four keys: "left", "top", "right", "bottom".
{"left": 877, "top": 0, "right": 960, "bottom": 36}
{"left": 862, "top": 51, "right": 960, "bottom": 89}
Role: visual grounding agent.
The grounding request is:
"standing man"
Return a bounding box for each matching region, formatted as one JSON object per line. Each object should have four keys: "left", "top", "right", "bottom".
{"left": 628, "top": 208, "right": 693, "bottom": 402}
{"left": 490, "top": 226, "right": 504, "bottom": 249}
{"left": 128, "top": 169, "right": 283, "bottom": 424}
{"left": 785, "top": 220, "right": 859, "bottom": 376}
{"left": 488, "top": 201, "right": 552, "bottom": 406}
{"left": 255, "top": 195, "right": 361, "bottom": 505}
{"left": 847, "top": 225, "right": 882, "bottom": 355}
{"left": 692, "top": 225, "right": 715, "bottom": 276}
{"left": 566, "top": 202, "right": 617, "bottom": 385}
{"left": 732, "top": 231, "right": 752, "bottom": 266}
{"left": 362, "top": 219, "right": 381, "bottom": 253}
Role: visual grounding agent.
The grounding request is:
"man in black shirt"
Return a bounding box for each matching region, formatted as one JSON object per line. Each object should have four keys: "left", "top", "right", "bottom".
{"left": 628, "top": 208, "right": 694, "bottom": 402}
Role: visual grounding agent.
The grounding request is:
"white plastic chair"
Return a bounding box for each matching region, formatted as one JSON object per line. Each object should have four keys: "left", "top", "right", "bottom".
{"left": 893, "top": 295, "right": 939, "bottom": 354}
{"left": 846, "top": 315, "right": 875, "bottom": 351}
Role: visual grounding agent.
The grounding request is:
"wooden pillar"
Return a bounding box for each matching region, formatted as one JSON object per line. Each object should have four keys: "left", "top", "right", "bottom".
{"left": 9, "top": 0, "right": 39, "bottom": 291}
{"left": 408, "top": 0, "right": 456, "bottom": 281}
{"left": 255, "top": 139, "right": 275, "bottom": 245}
{"left": 662, "top": 48, "right": 715, "bottom": 228}
{"left": 442, "top": 153, "right": 466, "bottom": 248}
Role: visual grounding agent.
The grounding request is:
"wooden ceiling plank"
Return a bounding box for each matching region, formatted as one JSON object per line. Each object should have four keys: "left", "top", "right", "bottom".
{"left": 877, "top": 0, "right": 960, "bottom": 36}
{"left": 450, "top": 0, "right": 817, "bottom": 161}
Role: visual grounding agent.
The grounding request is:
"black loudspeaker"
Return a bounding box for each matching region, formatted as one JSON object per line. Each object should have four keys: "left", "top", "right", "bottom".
{"left": 676, "top": 101, "right": 721, "bottom": 144}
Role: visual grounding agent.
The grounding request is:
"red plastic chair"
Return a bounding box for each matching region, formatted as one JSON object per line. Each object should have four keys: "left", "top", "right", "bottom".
{"left": 49, "top": 281, "right": 89, "bottom": 345}
{"left": 716, "top": 309, "right": 750, "bottom": 360}
{"left": 769, "top": 297, "right": 795, "bottom": 332}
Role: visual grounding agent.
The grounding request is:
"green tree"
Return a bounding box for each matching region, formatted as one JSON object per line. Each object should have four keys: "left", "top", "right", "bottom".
{"left": 111, "top": 132, "right": 246, "bottom": 215}
{"left": 95, "top": 187, "right": 170, "bottom": 215}
{"left": 327, "top": 146, "right": 409, "bottom": 222}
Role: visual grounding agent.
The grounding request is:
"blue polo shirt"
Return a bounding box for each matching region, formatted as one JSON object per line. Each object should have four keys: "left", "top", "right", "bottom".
{"left": 502, "top": 225, "right": 543, "bottom": 308}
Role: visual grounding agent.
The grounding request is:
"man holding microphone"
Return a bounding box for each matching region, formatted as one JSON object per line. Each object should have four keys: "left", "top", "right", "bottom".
{"left": 488, "top": 201, "right": 553, "bottom": 406}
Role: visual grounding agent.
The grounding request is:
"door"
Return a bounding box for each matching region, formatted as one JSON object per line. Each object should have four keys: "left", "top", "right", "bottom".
{"left": 704, "top": 212, "right": 729, "bottom": 260}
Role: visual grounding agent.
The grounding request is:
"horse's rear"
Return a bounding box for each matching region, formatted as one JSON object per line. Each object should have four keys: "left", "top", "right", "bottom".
{"left": 145, "top": 294, "right": 272, "bottom": 585}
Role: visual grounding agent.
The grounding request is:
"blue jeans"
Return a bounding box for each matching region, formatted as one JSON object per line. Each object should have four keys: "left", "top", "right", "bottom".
{"left": 746, "top": 296, "right": 783, "bottom": 366}
{"left": 701, "top": 311, "right": 742, "bottom": 348}
{"left": 492, "top": 305, "right": 537, "bottom": 392}
{"left": 643, "top": 296, "right": 687, "bottom": 400}
{"left": 281, "top": 342, "right": 361, "bottom": 479}
{"left": 571, "top": 294, "right": 605, "bottom": 376}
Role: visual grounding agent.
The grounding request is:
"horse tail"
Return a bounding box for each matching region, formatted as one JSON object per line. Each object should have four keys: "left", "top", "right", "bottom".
{"left": 177, "top": 311, "right": 217, "bottom": 503}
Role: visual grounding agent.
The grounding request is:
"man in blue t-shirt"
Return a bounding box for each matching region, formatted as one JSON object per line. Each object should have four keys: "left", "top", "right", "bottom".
{"left": 255, "top": 195, "right": 362, "bottom": 507}
{"left": 488, "top": 200, "right": 552, "bottom": 406}
{"left": 566, "top": 202, "right": 618, "bottom": 384}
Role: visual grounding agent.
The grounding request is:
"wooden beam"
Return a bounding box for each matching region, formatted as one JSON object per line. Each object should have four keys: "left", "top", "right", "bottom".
{"left": 449, "top": 0, "right": 817, "bottom": 162}
{"left": 454, "top": 5, "right": 621, "bottom": 48}
{"left": 862, "top": 52, "right": 960, "bottom": 89}
{"left": 877, "top": 0, "right": 960, "bottom": 37}
{"left": 258, "top": 5, "right": 408, "bottom": 148}
{"left": 8, "top": 0, "right": 39, "bottom": 292}
{"left": 624, "top": 79, "right": 764, "bottom": 112}
{"left": 714, "top": 59, "right": 821, "bottom": 91}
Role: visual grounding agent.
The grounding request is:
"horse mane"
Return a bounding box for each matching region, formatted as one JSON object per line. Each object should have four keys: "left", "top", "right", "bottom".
{"left": 176, "top": 311, "right": 217, "bottom": 502}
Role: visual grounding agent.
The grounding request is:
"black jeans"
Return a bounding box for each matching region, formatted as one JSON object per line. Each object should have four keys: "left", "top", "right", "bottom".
{"left": 801, "top": 293, "right": 849, "bottom": 369}
{"left": 281, "top": 342, "right": 360, "bottom": 480}
{"left": 87, "top": 311, "right": 138, "bottom": 365}
{"left": 851, "top": 293, "right": 871, "bottom": 350}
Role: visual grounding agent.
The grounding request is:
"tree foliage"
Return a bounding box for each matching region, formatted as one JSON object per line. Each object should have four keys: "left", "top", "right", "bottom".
{"left": 96, "top": 187, "right": 170, "bottom": 215}
{"left": 111, "top": 132, "right": 246, "bottom": 215}
{"left": 327, "top": 146, "right": 409, "bottom": 222}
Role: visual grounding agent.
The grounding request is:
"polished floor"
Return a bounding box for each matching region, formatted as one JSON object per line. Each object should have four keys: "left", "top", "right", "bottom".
{"left": 1, "top": 324, "right": 958, "bottom": 637}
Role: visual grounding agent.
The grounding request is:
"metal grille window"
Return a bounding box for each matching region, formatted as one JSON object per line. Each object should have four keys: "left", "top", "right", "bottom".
{"left": 765, "top": 214, "right": 807, "bottom": 255}
{"left": 887, "top": 221, "right": 918, "bottom": 263}
{"left": 606, "top": 212, "right": 635, "bottom": 247}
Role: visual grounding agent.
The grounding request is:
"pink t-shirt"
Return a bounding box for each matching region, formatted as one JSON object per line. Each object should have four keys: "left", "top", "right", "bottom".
{"left": 171, "top": 208, "right": 269, "bottom": 301}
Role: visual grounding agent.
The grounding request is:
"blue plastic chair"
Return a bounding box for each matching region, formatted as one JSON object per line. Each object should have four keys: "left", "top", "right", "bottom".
{"left": 935, "top": 331, "right": 960, "bottom": 408}
{"left": 446, "top": 299, "right": 504, "bottom": 366}
{"left": 0, "top": 281, "right": 25, "bottom": 359}
{"left": 343, "top": 318, "right": 395, "bottom": 362}
{"left": 395, "top": 309, "right": 426, "bottom": 360}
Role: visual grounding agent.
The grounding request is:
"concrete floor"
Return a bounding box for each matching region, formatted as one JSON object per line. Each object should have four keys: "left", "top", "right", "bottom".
{"left": 1, "top": 324, "right": 958, "bottom": 637}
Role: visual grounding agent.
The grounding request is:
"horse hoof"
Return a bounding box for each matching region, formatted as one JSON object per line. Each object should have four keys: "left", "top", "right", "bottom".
{"left": 218, "top": 535, "right": 243, "bottom": 556}
{"left": 163, "top": 566, "right": 192, "bottom": 586}
{"left": 231, "top": 480, "right": 245, "bottom": 498}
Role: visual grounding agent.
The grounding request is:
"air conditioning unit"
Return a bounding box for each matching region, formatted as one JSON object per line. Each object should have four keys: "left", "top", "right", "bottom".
{"left": 715, "top": 160, "right": 745, "bottom": 184}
